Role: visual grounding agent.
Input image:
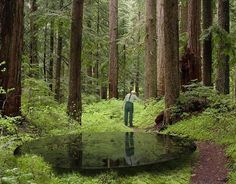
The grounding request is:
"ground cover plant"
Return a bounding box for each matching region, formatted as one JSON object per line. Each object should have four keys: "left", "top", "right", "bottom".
{"left": 0, "top": 80, "right": 236, "bottom": 184}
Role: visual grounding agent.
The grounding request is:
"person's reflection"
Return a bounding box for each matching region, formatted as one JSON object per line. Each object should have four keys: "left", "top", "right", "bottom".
{"left": 124, "top": 132, "right": 135, "bottom": 166}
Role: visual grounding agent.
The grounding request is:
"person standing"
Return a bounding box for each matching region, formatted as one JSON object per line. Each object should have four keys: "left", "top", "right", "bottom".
{"left": 123, "top": 90, "right": 139, "bottom": 127}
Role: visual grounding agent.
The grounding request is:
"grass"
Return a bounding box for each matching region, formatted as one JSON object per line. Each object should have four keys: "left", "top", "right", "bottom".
{"left": 164, "top": 111, "right": 236, "bottom": 183}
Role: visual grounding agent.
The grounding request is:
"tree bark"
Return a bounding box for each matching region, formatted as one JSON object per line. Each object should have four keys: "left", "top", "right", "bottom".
{"left": 43, "top": 24, "right": 48, "bottom": 81}
{"left": 180, "top": 1, "right": 188, "bottom": 33}
{"left": 145, "top": 0, "right": 157, "bottom": 99}
{"left": 55, "top": 0, "right": 63, "bottom": 102}
{"left": 235, "top": 65, "right": 236, "bottom": 98}
{"left": 43, "top": 1, "right": 48, "bottom": 82}
{"left": 0, "top": 0, "right": 24, "bottom": 116}
{"left": 86, "top": 19, "right": 93, "bottom": 92}
{"left": 163, "top": 0, "right": 180, "bottom": 124}
{"left": 101, "top": 86, "right": 107, "bottom": 99}
{"left": 157, "top": 0, "right": 165, "bottom": 97}
{"left": 122, "top": 44, "right": 127, "bottom": 98}
{"left": 29, "top": 0, "right": 38, "bottom": 76}
{"left": 187, "top": 0, "right": 201, "bottom": 81}
{"left": 49, "top": 20, "right": 54, "bottom": 91}
{"left": 202, "top": 0, "right": 213, "bottom": 86}
{"left": 108, "top": 0, "right": 118, "bottom": 99}
{"left": 68, "top": 0, "right": 84, "bottom": 123}
{"left": 135, "top": 11, "right": 142, "bottom": 97}
{"left": 216, "top": 0, "right": 230, "bottom": 94}
{"left": 95, "top": 0, "right": 100, "bottom": 96}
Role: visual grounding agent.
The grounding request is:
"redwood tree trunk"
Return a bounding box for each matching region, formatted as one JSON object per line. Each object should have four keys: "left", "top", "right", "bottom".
{"left": 163, "top": 0, "right": 180, "bottom": 124}
{"left": 108, "top": 0, "right": 118, "bottom": 99}
{"left": 145, "top": 0, "right": 157, "bottom": 99}
{"left": 187, "top": 0, "right": 201, "bottom": 81}
{"left": 202, "top": 0, "right": 213, "bottom": 86}
{"left": 180, "top": 1, "right": 188, "bottom": 33}
{"left": 0, "top": 0, "right": 24, "bottom": 116}
{"left": 216, "top": 0, "right": 230, "bottom": 94}
{"left": 55, "top": 0, "right": 63, "bottom": 102}
{"left": 157, "top": 0, "right": 165, "bottom": 97}
{"left": 68, "top": 0, "right": 84, "bottom": 123}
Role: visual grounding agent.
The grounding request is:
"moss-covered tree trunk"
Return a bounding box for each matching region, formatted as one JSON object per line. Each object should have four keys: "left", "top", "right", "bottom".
{"left": 187, "top": 0, "right": 201, "bottom": 81}
{"left": 216, "top": 0, "right": 230, "bottom": 94}
{"left": 68, "top": 0, "right": 84, "bottom": 123}
{"left": 55, "top": 0, "right": 63, "bottom": 102}
{"left": 157, "top": 0, "right": 165, "bottom": 97}
{"left": 163, "top": 0, "right": 180, "bottom": 124}
{"left": 108, "top": 0, "right": 118, "bottom": 99}
{"left": 0, "top": 0, "right": 24, "bottom": 116}
{"left": 145, "top": 0, "right": 157, "bottom": 99}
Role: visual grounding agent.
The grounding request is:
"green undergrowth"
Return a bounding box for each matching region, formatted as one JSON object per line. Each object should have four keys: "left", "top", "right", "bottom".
{"left": 1, "top": 80, "right": 236, "bottom": 183}
{"left": 164, "top": 111, "right": 236, "bottom": 183}
{"left": 21, "top": 79, "right": 164, "bottom": 135}
{"left": 164, "top": 85, "right": 236, "bottom": 184}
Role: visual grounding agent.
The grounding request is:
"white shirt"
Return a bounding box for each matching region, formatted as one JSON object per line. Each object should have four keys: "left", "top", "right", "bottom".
{"left": 124, "top": 93, "right": 139, "bottom": 103}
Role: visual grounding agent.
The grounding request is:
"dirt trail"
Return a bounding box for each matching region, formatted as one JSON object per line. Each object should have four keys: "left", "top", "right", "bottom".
{"left": 191, "top": 142, "right": 229, "bottom": 184}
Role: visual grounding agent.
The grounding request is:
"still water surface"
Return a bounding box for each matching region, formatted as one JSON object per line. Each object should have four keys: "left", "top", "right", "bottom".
{"left": 14, "top": 132, "right": 196, "bottom": 171}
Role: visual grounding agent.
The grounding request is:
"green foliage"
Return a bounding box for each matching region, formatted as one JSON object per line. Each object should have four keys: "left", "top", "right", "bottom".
{"left": 0, "top": 116, "right": 21, "bottom": 135}
{"left": 1, "top": 155, "right": 56, "bottom": 184}
{"left": 22, "top": 78, "right": 69, "bottom": 133}
{"left": 164, "top": 86, "right": 236, "bottom": 184}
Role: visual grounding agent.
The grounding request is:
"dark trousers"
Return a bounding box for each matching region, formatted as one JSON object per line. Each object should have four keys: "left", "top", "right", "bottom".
{"left": 124, "top": 101, "right": 134, "bottom": 127}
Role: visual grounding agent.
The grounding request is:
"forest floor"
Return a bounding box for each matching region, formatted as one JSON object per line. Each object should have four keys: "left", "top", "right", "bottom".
{"left": 1, "top": 81, "right": 236, "bottom": 184}
{"left": 191, "top": 142, "right": 229, "bottom": 184}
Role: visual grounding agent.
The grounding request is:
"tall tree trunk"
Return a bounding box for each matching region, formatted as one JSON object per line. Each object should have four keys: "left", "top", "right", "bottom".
{"left": 135, "top": 11, "right": 141, "bottom": 97}
{"left": 0, "top": 0, "right": 24, "bottom": 116}
{"left": 202, "top": 0, "right": 213, "bottom": 86}
{"left": 122, "top": 44, "right": 127, "bottom": 98}
{"left": 157, "top": 0, "right": 165, "bottom": 97}
{"left": 68, "top": 0, "right": 84, "bottom": 123}
{"left": 55, "top": 0, "right": 63, "bottom": 102}
{"left": 163, "top": 0, "right": 180, "bottom": 124}
{"left": 101, "top": 86, "right": 107, "bottom": 99}
{"left": 43, "top": 1, "right": 48, "bottom": 81}
{"left": 235, "top": 65, "right": 236, "bottom": 98}
{"left": 49, "top": 20, "right": 54, "bottom": 91}
{"left": 145, "top": 0, "right": 157, "bottom": 99}
{"left": 216, "top": 0, "right": 230, "bottom": 94}
{"left": 86, "top": 19, "right": 93, "bottom": 92}
{"left": 43, "top": 24, "right": 48, "bottom": 81}
{"left": 95, "top": 0, "right": 100, "bottom": 96}
{"left": 108, "top": 0, "right": 118, "bottom": 99}
{"left": 187, "top": 0, "right": 201, "bottom": 81}
{"left": 29, "top": 0, "right": 38, "bottom": 76}
{"left": 180, "top": 1, "right": 188, "bottom": 33}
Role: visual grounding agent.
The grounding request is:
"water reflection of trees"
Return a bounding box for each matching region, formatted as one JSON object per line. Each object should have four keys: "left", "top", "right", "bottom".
{"left": 68, "top": 134, "right": 83, "bottom": 169}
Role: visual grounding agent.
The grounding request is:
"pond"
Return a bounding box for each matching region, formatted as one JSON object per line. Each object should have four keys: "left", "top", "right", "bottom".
{"left": 14, "top": 132, "right": 196, "bottom": 172}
